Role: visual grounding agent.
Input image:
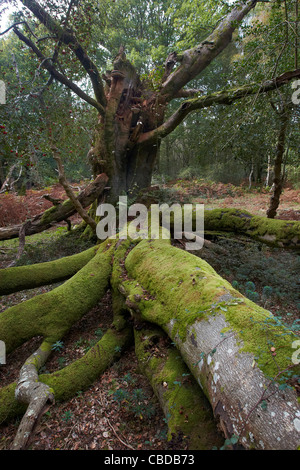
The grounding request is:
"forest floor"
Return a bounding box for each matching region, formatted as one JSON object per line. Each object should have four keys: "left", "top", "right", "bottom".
{"left": 0, "top": 178, "right": 299, "bottom": 451}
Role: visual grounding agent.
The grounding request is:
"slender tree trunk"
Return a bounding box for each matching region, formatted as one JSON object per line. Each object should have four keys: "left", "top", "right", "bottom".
{"left": 267, "top": 105, "right": 290, "bottom": 219}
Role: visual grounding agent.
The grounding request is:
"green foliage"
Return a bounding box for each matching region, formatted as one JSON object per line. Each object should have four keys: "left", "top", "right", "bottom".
{"left": 51, "top": 341, "right": 64, "bottom": 352}
{"left": 0, "top": 0, "right": 298, "bottom": 189}
{"left": 112, "top": 385, "right": 157, "bottom": 420}
{"left": 61, "top": 410, "right": 73, "bottom": 422}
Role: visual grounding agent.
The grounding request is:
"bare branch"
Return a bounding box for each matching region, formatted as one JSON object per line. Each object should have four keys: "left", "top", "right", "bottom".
{"left": 0, "top": 20, "right": 37, "bottom": 37}
{"left": 19, "top": 0, "right": 107, "bottom": 107}
{"left": 13, "top": 26, "right": 105, "bottom": 115}
{"left": 51, "top": 144, "right": 97, "bottom": 232}
{"left": 159, "top": 0, "right": 261, "bottom": 101}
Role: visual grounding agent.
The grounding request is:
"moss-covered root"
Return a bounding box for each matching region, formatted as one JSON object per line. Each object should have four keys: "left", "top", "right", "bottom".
{"left": 0, "top": 327, "right": 133, "bottom": 425}
{"left": 202, "top": 208, "right": 300, "bottom": 249}
{"left": 134, "top": 326, "right": 224, "bottom": 450}
{"left": 124, "top": 239, "right": 300, "bottom": 450}
{"left": 11, "top": 340, "right": 54, "bottom": 450}
{"left": 0, "top": 240, "right": 114, "bottom": 354}
{"left": 0, "top": 246, "right": 97, "bottom": 296}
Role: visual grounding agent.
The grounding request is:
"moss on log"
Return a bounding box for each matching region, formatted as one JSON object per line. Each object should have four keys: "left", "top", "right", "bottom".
{"left": 134, "top": 325, "right": 224, "bottom": 450}
{"left": 0, "top": 240, "right": 114, "bottom": 354}
{"left": 0, "top": 246, "right": 97, "bottom": 295}
{"left": 122, "top": 238, "right": 300, "bottom": 450}
{"left": 202, "top": 208, "right": 300, "bottom": 249}
{"left": 40, "top": 327, "right": 133, "bottom": 402}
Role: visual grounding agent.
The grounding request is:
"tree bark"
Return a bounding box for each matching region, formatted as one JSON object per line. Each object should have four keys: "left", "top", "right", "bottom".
{"left": 267, "top": 105, "right": 290, "bottom": 219}
{"left": 120, "top": 238, "right": 300, "bottom": 450}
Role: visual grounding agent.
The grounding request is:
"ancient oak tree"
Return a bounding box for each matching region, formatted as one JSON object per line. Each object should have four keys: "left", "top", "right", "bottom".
{"left": 0, "top": 0, "right": 300, "bottom": 451}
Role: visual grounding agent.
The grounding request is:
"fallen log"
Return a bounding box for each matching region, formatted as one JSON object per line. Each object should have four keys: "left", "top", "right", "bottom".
{"left": 202, "top": 208, "right": 300, "bottom": 249}
{"left": 0, "top": 173, "right": 108, "bottom": 241}
{"left": 121, "top": 238, "right": 300, "bottom": 450}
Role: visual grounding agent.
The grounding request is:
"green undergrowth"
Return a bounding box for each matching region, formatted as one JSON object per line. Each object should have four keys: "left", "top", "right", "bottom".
{"left": 199, "top": 236, "right": 300, "bottom": 321}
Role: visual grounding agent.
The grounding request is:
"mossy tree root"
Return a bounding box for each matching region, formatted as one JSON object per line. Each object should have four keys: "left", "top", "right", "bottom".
{"left": 134, "top": 325, "right": 224, "bottom": 450}
{"left": 122, "top": 239, "right": 300, "bottom": 450}
{"left": 0, "top": 326, "right": 133, "bottom": 427}
{"left": 0, "top": 240, "right": 114, "bottom": 354}
{"left": 201, "top": 208, "right": 300, "bottom": 249}
{"left": 0, "top": 246, "right": 97, "bottom": 296}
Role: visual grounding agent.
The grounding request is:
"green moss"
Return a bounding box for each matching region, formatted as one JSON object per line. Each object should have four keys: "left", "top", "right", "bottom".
{"left": 134, "top": 327, "right": 223, "bottom": 450}
{"left": 40, "top": 199, "right": 74, "bottom": 225}
{"left": 202, "top": 208, "right": 300, "bottom": 248}
{"left": 41, "top": 327, "right": 132, "bottom": 402}
{"left": 125, "top": 239, "right": 299, "bottom": 381}
{"left": 0, "top": 240, "right": 114, "bottom": 353}
{"left": 0, "top": 246, "right": 97, "bottom": 295}
{"left": 0, "top": 382, "right": 26, "bottom": 424}
{"left": 0, "top": 326, "right": 133, "bottom": 423}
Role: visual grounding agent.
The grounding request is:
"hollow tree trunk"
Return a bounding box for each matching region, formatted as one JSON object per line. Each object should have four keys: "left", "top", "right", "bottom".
{"left": 88, "top": 49, "right": 164, "bottom": 205}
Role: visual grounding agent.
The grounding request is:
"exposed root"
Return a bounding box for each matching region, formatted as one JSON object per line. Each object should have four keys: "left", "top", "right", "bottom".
{"left": 11, "top": 341, "right": 55, "bottom": 450}
{"left": 134, "top": 325, "right": 224, "bottom": 450}
{"left": 0, "top": 240, "right": 114, "bottom": 354}
{"left": 0, "top": 326, "right": 133, "bottom": 426}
